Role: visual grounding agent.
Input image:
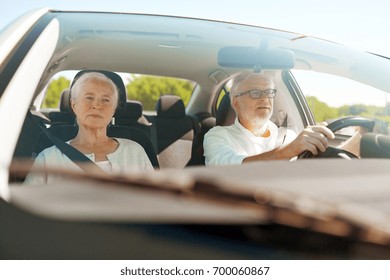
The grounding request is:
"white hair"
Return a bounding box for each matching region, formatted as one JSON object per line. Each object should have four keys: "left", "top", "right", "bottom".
{"left": 70, "top": 72, "right": 119, "bottom": 106}
{"left": 229, "top": 71, "right": 275, "bottom": 108}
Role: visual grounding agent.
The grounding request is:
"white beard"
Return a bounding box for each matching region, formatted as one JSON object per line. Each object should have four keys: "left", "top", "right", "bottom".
{"left": 249, "top": 118, "right": 268, "bottom": 136}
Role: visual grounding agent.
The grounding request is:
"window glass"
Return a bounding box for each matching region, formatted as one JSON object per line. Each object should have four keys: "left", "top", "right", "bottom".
{"left": 39, "top": 71, "right": 77, "bottom": 113}
{"left": 292, "top": 70, "right": 390, "bottom": 135}
{"left": 126, "top": 74, "right": 195, "bottom": 114}
{"left": 215, "top": 79, "right": 232, "bottom": 112}
{"left": 41, "top": 72, "right": 195, "bottom": 114}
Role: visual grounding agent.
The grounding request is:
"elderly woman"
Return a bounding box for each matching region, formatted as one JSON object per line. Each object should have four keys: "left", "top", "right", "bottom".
{"left": 25, "top": 72, "right": 153, "bottom": 184}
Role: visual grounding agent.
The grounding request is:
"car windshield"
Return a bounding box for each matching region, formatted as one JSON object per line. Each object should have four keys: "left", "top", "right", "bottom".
{"left": 3, "top": 10, "right": 390, "bottom": 259}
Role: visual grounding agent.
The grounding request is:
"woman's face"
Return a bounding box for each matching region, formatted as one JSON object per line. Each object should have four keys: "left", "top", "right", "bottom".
{"left": 71, "top": 78, "right": 117, "bottom": 129}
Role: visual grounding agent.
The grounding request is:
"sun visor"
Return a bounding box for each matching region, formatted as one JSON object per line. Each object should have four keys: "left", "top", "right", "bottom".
{"left": 218, "top": 46, "right": 295, "bottom": 71}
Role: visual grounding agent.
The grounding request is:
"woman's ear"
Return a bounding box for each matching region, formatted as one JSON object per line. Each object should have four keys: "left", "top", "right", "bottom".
{"left": 71, "top": 99, "right": 77, "bottom": 111}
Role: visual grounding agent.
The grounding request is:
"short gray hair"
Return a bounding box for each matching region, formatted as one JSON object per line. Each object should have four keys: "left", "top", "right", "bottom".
{"left": 229, "top": 71, "right": 275, "bottom": 107}
{"left": 70, "top": 72, "right": 119, "bottom": 106}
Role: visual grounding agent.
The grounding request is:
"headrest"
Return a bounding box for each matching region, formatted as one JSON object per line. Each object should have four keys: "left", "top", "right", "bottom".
{"left": 156, "top": 95, "right": 185, "bottom": 118}
{"left": 70, "top": 70, "right": 127, "bottom": 114}
{"left": 216, "top": 93, "right": 236, "bottom": 126}
{"left": 116, "top": 101, "right": 143, "bottom": 120}
{"left": 59, "top": 89, "right": 71, "bottom": 113}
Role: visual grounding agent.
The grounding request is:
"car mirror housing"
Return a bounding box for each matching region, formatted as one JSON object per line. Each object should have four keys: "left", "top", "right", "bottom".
{"left": 217, "top": 46, "right": 295, "bottom": 71}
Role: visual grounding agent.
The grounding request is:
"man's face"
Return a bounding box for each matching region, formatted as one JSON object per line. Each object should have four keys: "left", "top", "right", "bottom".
{"left": 232, "top": 74, "right": 275, "bottom": 128}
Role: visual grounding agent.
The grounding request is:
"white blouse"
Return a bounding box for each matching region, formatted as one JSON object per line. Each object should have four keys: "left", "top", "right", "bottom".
{"left": 25, "top": 138, "right": 154, "bottom": 184}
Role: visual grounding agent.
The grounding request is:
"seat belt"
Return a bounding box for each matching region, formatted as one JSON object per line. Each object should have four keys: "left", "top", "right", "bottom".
{"left": 30, "top": 111, "right": 104, "bottom": 174}
{"left": 42, "top": 128, "right": 104, "bottom": 174}
{"left": 276, "top": 114, "right": 288, "bottom": 147}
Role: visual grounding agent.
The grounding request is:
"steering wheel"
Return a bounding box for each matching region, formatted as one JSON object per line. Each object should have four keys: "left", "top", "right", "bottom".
{"left": 298, "top": 116, "right": 375, "bottom": 159}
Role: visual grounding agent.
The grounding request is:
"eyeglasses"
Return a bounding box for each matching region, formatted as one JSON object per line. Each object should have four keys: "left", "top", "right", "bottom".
{"left": 235, "top": 89, "right": 277, "bottom": 99}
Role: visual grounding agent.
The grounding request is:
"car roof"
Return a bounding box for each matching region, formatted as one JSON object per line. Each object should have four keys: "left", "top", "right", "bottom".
{"left": 25, "top": 10, "right": 388, "bottom": 94}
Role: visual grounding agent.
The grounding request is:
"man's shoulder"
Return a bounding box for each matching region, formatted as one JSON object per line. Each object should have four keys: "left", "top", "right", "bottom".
{"left": 206, "top": 124, "right": 238, "bottom": 136}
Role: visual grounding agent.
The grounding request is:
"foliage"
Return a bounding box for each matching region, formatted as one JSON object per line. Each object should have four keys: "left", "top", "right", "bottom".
{"left": 126, "top": 75, "right": 194, "bottom": 111}
{"left": 42, "top": 77, "right": 71, "bottom": 108}
{"left": 305, "top": 96, "right": 338, "bottom": 123}
{"left": 42, "top": 75, "right": 194, "bottom": 112}
{"left": 307, "top": 96, "right": 390, "bottom": 131}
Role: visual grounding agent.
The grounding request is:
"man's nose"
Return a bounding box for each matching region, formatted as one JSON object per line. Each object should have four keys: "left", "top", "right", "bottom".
{"left": 258, "top": 93, "right": 267, "bottom": 101}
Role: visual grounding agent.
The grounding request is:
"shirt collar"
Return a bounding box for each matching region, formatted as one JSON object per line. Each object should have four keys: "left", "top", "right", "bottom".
{"left": 234, "top": 117, "right": 270, "bottom": 138}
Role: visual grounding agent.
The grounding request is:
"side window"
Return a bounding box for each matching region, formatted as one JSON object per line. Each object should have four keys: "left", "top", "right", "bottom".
{"left": 126, "top": 74, "right": 196, "bottom": 113}
{"left": 39, "top": 72, "right": 196, "bottom": 116}
{"left": 41, "top": 76, "right": 71, "bottom": 109}
{"left": 292, "top": 70, "right": 390, "bottom": 135}
{"left": 215, "top": 87, "right": 229, "bottom": 112}
{"left": 38, "top": 71, "right": 75, "bottom": 118}
{"left": 214, "top": 79, "right": 232, "bottom": 113}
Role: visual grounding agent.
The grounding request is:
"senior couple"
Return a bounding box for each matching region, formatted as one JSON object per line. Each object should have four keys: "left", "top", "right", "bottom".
{"left": 26, "top": 70, "right": 339, "bottom": 183}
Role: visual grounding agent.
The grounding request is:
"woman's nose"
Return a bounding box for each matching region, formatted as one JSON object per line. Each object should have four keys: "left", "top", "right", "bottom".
{"left": 92, "top": 99, "right": 102, "bottom": 109}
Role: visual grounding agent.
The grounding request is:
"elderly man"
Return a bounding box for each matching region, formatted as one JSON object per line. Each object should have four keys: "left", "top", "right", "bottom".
{"left": 203, "top": 71, "right": 335, "bottom": 165}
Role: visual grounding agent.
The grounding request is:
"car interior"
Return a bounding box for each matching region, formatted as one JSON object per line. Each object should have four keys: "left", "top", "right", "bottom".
{"left": 12, "top": 67, "right": 390, "bottom": 184}
{"left": 12, "top": 65, "right": 309, "bottom": 179}
{"left": 6, "top": 10, "right": 390, "bottom": 185}
{"left": 3, "top": 10, "right": 390, "bottom": 260}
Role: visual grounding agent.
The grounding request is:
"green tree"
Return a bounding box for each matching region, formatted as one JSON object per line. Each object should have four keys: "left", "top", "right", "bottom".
{"left": 338, "top": 104, "right": 384, "bottom": 118}
{"left": 126, "top": 75, "right": 194, "bottom": 111}
{"left": 42, "top": 76, "right": 71, "bottom": 108}
{"left": 307, "top": 96, "right": 390, "bottom": 132}
{"left": 306, "top": 96, "right": 338, "bottom": 123}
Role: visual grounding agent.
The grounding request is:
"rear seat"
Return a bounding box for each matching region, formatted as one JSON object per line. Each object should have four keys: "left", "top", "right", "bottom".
{"left": 147, "top": 95, "right": 200, "bottom": 168}
{"left": 115, "top": 100, "right": 157, "bottom": 153}
{"left": 115, "top": 100, "right": 143, "bottom": 127}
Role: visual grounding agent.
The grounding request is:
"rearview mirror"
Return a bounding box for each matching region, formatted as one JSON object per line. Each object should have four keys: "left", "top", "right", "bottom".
{"left": 218, "top": 46, "right": 295, "bottom": 70}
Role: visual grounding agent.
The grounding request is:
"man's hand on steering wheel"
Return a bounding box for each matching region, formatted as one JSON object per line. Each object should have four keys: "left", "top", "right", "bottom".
{"left": 297, "top": 117, "right": 375, "bottom": 159}
{"left": 288, "top": 125, "right": 334, "bottom": 157}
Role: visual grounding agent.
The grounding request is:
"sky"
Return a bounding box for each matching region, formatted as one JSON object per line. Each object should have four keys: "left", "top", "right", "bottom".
{"left": 0, "top": 0, "right": 389, "bottom": 107}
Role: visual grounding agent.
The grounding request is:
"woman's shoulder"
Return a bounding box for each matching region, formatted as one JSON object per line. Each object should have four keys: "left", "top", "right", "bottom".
{"left": 115, "top": 138, "right": 144, "bottom": 150}
{"left": 33, "top": 144, "right": 69, "bottom": 167}
{"left": 37, "top": 144, "right": 62, "bottom": 157}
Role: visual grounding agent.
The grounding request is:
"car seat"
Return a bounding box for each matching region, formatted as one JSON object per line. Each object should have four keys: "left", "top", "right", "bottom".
{"left": 150, "top": 95, "right": 200, "bottom": 168}
{"left": 115, "top": 100, "right": 157, "bottom": 152}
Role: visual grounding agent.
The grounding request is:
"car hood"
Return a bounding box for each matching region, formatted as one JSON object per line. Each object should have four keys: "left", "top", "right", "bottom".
{"left": 9, "top": 158, "right": 390, "bottom": 246}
